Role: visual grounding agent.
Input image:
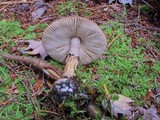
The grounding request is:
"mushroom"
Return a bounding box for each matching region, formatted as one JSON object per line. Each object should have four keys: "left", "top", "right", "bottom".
{"left": 42, "top": 17, "right": 106, "bottom": 100}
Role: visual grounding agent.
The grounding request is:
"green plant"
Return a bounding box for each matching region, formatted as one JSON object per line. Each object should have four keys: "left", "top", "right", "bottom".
{"left": 140, "top": 5, "right": 150, "bottom": 14}
{"left": 62, "top": 99, "right": 85, "bottom": 118}
{"left": 55, "top": 1, "right": 92, "bottom": 16}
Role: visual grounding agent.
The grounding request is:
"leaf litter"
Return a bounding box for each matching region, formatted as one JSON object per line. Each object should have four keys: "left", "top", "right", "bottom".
{"left": 19, "top": 40, "right": 48, "bottom": 59}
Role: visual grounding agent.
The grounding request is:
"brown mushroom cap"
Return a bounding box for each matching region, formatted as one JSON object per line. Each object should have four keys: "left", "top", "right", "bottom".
{"left": 42, "top": 17, "right": 107, "bottom": 65}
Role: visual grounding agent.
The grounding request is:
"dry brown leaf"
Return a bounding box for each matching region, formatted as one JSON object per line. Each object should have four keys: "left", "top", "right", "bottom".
{"left": 111, "top": 94, "right": 134, "bottom": 118}
{"left": 21, "top": 40, "right": 48, "bottom": 59}
{"left": 32, "top": 6, "right": 47, "bottom": 21}
{"left": 146, "top": 89, "right": 155, "bottom": 98}
{"left": 33, "top": 78, "right": 43, "bottom": 92}
{"left": 31, "top": 0, "right": 47, "bottom": 21}
{"left": 143, "top": 105, "right": 160, "bottom": 120}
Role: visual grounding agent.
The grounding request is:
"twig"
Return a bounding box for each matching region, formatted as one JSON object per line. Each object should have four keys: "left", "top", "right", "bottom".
{"left": 0, "top": 4, "right": 9, "bottom": 12}
{"left": 0, "top": 61, "right": 17, "bottom": 75}
{"left": 39, "top": 110, "right": 59, "bottom": 115}
{"left": 141, "top": 0, "right": 155, "bottom": 11}
{"left": 106, "top": 34, "right": 122, "bottom": 50}
{"left": 137, "top": 5, "right": 141, "bottom": 24}
{"left": 102, "top": 83, "right": 114, "bottom": 119}
{"left": 125, "top": 23, "right": 160, "bottom": 31}
{"left": 0, "top": 54, "right": 63, "bottom": 79}
{"left": 0, "top": 0, "right": 33, "bottom": 5}
{"left": 146, "top": 43, "right": 158, "bottom": 60}
{"left": 20, "top": 75, "right": 40, "bottom": 119}
{"left": 103, "top": 83, "right": 110, "bottom": 101}
{"left": 27, "top": 76, "right": 40, "bottom": 119}
{"left": 1, "top": 96, "right": 17, "bottom": 108}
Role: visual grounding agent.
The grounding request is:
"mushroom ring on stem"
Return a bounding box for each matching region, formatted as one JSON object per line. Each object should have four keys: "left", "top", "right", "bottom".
{"left": 42, "top": 17, "right": 107, "bottom": 100}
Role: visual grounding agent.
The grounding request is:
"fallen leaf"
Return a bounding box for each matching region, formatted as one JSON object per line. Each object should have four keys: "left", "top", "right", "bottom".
{"left": 18, "top": 3, "right": 29, "bottom": 11}
{"left": 155, "top": 86, "right": 160, "bottom": 93}
{"left": 109, "top": 0, "right": 115, "bottom": 4}
{"left": 34, "top": 0, "right": 45, "bottom": 8}
{"left": 131, "top": 39, "right": 137, "bottom": 47}
{"left": 32, "top": 6, "right": 47, "bottom": 21}
{"left": 146, "top": 89, "right": 154, "bottom": 98}
{"left": 109, "top": 0, "right": 132, "bottom": 5}
{"left": 154, "top": 86, "right": 160, "bottom": 105}
{"left": 90, "top": 67, "right": 97, "bottom": 74}
{"left": 20, "top": 40, "right": 48, "bottom": 59}
{"left": 33, "top": 78, "right": 43, "bottom": 92}
{"left": 143, "top": 105, "right": 160, "bottom": 120}
{"left": 119, "top": 0, "right": 132, "bottom": 5}
{"left": 32, "top": 0, "right": 47, "bottom": 21}
{"left": 25, "top": 40, "right": 42, "bottom": 50}
{"left": 111, "top": 94, "right": 134, "bottom": 118}
{"left": 87, "top": 104, "right": 101, "bottom": 118}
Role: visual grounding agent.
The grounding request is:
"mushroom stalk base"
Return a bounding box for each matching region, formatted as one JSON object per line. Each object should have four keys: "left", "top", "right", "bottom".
{"left": 62, "top": 55, "right": 78, "bottom": 78}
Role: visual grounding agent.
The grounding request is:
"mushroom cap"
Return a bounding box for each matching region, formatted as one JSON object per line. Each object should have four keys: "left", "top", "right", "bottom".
{"left": 42, "top": 17, "right": 107, "bottom": 65}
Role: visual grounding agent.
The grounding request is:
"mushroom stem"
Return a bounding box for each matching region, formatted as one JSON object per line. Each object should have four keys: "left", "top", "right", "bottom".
{"left": 62, "top": 37, "right": 80, "bottom": 78}
{"left": 69, "top": 37, "right": 80, "bottom": 57}
{"left": 62, "top": 54, "right": 78, "bottom": 78}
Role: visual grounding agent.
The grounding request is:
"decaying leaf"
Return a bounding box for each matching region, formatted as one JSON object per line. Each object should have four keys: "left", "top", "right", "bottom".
{"left": 32, "top": 6, "right": 47, "bottom": 20}
{"left": 146, "top": 87, "right": 160, "bottom": 105}
{"left": 109, "top": 0, "right": 132, "bottom": 5}
{"left": 87, "top": 104, "right": 101, "bottom": 118}
{"left": 31, "top": 0, "right": 47, "bottom": 21}
{"left": 143, "top": 105, "right": 160, "bottom": 120}
{"left": 111, "top": 94, "right": 134, "bottom": 118}
{"left": 154, "top": 86, "right": 160, "bottom": 105}
{"left": 119, "top": 0, "right": 132, "bottom": 5}
{"left": 109, "top": 0, "right": 115, "bottom": 4}
{"left": 20, "top": 40, "right": 48, "bottom": 59}
{"left": 33, "top": 78, "right": 44, "bottom": 92}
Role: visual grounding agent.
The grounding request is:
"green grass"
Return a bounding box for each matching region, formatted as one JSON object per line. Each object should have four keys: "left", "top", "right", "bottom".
{"left": 0, "top": 64, "right": 37, "bottom": 119}
{"left": 0, "top": 19, "right": 159, "bottom": 119}
{"left": 0, "top": 21, "right": 47, "bottom": 119}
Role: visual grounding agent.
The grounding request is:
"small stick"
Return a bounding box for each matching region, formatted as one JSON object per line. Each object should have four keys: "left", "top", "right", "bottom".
{"left": 106, "top": 34, "right": 122, "bottom": 50}
{"left": 141, "top": 0, "right": 155, "bottom": 11}
{"left": 39, "top": 110, "right": 59, "bottom": 115}
{"left": 0, "top": 54, "right": 62, "bottom": 79}
{"left": 0, "top": 0, "right": 33, "bottom": 5}
{"left": 146, "top": 43, "right": 158, "bottom": 61}
{"left": 0, "top": 4, "right": 9, "bottom": 12}
{"left": 103, "top": 83, "right": 110, "bottom": 101}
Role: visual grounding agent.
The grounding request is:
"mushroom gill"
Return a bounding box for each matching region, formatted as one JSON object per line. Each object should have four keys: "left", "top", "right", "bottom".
{"left": 42, "top": 16, "right": 106, "bottom": 65}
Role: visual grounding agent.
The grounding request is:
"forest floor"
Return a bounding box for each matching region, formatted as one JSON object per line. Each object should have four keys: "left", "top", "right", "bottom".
{"left": 0, "top": 0, "right": 160, "bottom": 119}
